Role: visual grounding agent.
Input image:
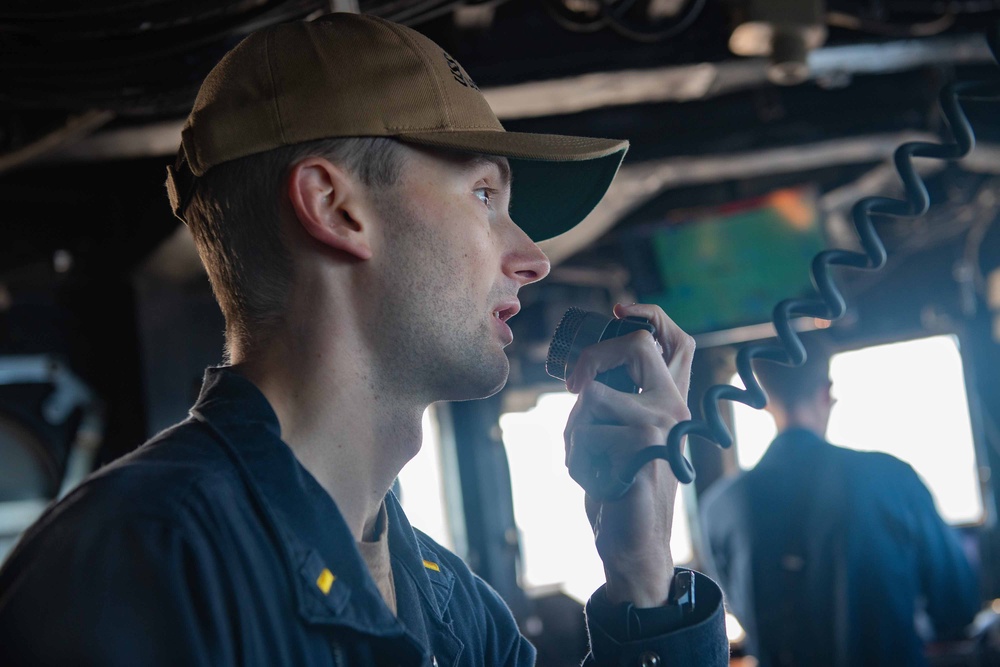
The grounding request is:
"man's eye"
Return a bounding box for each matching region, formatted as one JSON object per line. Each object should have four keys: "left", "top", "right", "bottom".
{"left": 475, "top": 188, "right": 494, "bottom": 207}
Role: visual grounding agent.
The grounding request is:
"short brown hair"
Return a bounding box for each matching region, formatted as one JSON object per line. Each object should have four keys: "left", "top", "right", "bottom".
{"left": 183, "top": 136, "right": 404, "bottom": 360}
{"left": 752, "top": 334, "right": 833, "bottom": 411}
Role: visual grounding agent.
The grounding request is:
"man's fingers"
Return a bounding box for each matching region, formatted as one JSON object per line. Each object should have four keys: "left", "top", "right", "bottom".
{"left": 565, "top": 378, "right": 690, "bottom": 437}
{"left": 614, "top": 303, "right": 696, "bottom": 397}
{"left": 566, "top": 330, "right": 675, "bottom": 396}
{"left": 566, "top": 423, "right": 672, "bottom": 488}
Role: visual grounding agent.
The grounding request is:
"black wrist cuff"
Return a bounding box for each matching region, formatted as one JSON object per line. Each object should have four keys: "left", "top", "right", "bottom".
{"left": 595, "top": 569, "right": 697, "bottom": 642}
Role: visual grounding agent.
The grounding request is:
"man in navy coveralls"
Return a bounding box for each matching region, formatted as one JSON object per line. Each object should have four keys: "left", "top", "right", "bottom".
{"left": 0, "top": 13, "right": 727, "bottom": 666}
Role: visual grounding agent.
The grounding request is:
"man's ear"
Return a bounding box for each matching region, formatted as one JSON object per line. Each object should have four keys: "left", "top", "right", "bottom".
{"left": 287, "top": 157, "right": 373, "bottom": 261}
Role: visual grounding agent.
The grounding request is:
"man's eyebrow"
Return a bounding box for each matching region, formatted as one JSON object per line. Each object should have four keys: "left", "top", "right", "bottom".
{"left": 471, "top": 155, "right": 512, "bottom": 190}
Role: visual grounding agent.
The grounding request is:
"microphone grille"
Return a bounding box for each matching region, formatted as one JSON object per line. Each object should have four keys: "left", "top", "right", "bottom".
{"left": 545, "top": 307, "right": 587, "bottom": 381}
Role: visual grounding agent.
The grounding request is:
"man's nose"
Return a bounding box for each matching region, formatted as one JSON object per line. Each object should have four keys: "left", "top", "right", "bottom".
{"left": 506, "top": 224, "right": 551, "bottom": 287}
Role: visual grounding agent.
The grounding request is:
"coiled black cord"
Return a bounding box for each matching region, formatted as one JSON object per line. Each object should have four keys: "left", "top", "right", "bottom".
{"left": 657, "top": 79, "right": 998, "bottom": 485}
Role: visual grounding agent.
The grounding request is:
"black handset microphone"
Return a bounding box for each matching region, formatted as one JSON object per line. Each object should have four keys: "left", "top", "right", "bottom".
{"left": 546, "top": 308, "right": 655, "bottom": 393}
{"left": 546, "top": 307, "right": 667, "bottom": 501}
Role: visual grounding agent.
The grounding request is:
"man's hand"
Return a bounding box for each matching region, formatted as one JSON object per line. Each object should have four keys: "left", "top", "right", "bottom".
{"left": 563, "top": 303, "right": 696, "bottom": 608}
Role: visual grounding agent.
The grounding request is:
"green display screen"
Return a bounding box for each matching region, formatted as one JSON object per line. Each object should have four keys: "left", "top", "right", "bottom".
{"left": 629, "top": 188, "right": 827, "bottom": 337}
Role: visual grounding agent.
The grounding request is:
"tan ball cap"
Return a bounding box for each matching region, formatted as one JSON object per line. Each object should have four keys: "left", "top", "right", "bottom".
{"left": 165, "top": 12, "right": 629, "bottom": 242}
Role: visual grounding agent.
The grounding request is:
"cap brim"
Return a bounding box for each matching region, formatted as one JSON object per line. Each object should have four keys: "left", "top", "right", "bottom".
{"left": 396, "top": 130, "right": 628, "bottom": 242}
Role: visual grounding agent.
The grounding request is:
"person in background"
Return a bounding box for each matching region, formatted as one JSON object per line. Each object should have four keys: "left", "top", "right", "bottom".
{"left": 700, "top": 334, "right": 980, "bottom": 666}
{"left": 0, "top": 12, "right": 727, "bottom": 666}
